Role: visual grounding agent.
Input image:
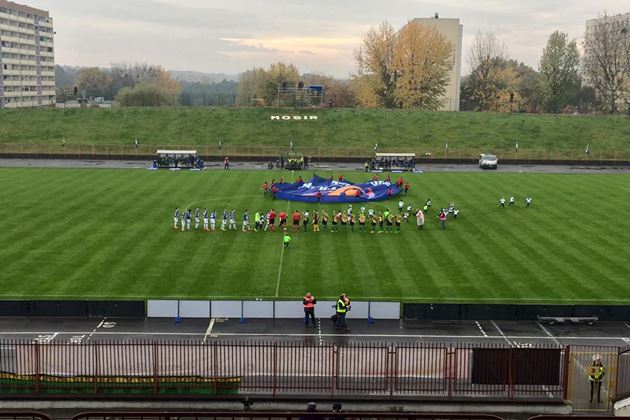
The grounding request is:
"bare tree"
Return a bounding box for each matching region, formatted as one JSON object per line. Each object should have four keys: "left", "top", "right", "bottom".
{"left": 583, "top": 14, "right": 630, "bottom": 113}
{"left": 466, "top": 31, "right": 507, "bottom": 111}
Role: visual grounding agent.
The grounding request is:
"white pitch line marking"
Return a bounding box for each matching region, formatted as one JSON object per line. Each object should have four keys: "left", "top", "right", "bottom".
{"left": 317, "top": 318, "right": 323, "bottom": 346}
{"left": 2, "top": 331, "right": 629, "bottom": 341}
{"left": 491, "top": 320, "right": 512, "bottom": 345}
{"left": 86, "top": 317, "right": 106, "bottom": 343}
{"left": 537, "top": 322, "right": 561, "bottom": 346}
{"left": 475, "top": 321, "right": 488, "bottom": 337}
{"left": 274, "top": 200, "right": 291, "bottom": 297}
{"left": 202, "top": 318, "right": 216, "bottom": 344}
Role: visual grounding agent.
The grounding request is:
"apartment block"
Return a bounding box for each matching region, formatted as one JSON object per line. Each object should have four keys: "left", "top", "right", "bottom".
{"left": 0, "top": 0, "right": 55, "bottom": 108}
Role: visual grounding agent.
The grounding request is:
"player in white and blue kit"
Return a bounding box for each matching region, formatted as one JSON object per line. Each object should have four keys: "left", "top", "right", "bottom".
{"left": 194, "top": 208, "right": 200, "bottom": 230}
{"left": 186, "top": 209, "right": 192, "bottom": 230}
{"left": 221, "top": 210, "right": 227, "bottom": 231}
{"left": 259, "top": 212, "right": 266, "bottom": 231}
{"left": 202, "top": 208, "right": 209, "bottom": 231}
{"left": 229, "top": 209, "right": 237, "bottom": 230}
{"left": 242, "top": 210, "right": 250, "bottom": 232}
{"left": 180, "top": 209, "right": 187, "bottom": 231}
{"left": 173, "top": 208, "right": 180, "bottom": 229}
{"left": 210, "top": 210, "right": 217, "bottom": 231}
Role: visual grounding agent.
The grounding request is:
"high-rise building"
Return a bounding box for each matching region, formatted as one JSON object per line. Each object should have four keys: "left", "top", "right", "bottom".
{"left": 0, "top": 0, "right": 55, "bottom": 108}
{"left": 409, "top": 16, "right": 463, "bottom": 111}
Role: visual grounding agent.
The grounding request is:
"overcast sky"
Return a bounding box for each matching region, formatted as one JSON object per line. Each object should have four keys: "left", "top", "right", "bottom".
{"left": 25, "top": 0, "right": 628, "bottom": 77}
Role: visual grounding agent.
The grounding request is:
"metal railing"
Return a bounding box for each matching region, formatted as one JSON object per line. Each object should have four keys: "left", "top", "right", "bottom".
{"left": 0, "top": 414, "right": 53, "bottom": 420}
{"left": 0, "top": 340, "right": 567, "bottom": 400}
{"left": 70, "top": 412, "right": 506, "bottom": 420}
{"left": 0, "top": 143, "right": 629, "bottom": 162}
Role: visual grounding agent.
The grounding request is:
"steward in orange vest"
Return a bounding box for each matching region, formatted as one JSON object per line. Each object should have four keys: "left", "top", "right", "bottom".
{"left": 303, "top": 292, "right": 317, "bottom": 327}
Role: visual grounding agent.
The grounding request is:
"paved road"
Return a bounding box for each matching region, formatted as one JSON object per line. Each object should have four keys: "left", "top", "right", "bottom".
{"left": 1, "top": 317, "right": 629, "bottom": 347}
{"left": 1, "top": 157, "right": 629, "bottom": 174}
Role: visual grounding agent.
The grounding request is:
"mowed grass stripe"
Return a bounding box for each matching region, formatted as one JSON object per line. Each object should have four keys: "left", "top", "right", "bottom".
{"left": 1, "top": 168, "right": 629, "bottom": 302}
{"left": 26, "top": 173, "right": 150, "bottom": 297}
{"left": 443, "top": 180, "right": 539, "bottom": 300}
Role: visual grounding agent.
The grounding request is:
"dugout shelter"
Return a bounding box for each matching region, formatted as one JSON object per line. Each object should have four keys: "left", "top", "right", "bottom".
{"left": 155, "top": 150, "right": 204, "bottom": 169}
{"left": 369, "top": 152, "right": 416, "bottom": 172}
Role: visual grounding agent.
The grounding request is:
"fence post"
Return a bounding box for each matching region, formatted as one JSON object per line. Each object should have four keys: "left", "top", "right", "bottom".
{"left": 93, "top": 342, "right": 99, "bottom": 394}
{"left": 331, "top": 344, "right": 338, "bottom": 398}
{"left": 152, "top": 342, "right": 159, "bottom": 395}
{"left": 447, "top": 344, "right": 453, "bottom": 399}
{"left": 272, "top": 342, "right": 277, "bottom": 397}
{"left": 562, "top": 345, "right": 571, "bottom": 401}
{"left": 34, "top": 342, "right": 41, "bottom": 395}
{"left": 508, "top": 346, "right": 514, "bottom": 399}
{"left": 389, "top": 344, "right": 395, "bottom": 397}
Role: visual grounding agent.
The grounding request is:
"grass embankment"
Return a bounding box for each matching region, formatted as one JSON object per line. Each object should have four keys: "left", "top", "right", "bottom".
{"left": 0, "top": 107, "right": 629, "bottom": 159}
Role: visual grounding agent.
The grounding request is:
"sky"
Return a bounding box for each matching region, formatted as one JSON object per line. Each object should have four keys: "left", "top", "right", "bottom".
{"left": 23, "top": 0, "right": 629, "bottom": 78}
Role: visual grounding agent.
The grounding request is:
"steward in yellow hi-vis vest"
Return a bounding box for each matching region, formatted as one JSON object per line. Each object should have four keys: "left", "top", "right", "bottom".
{"left": 588, "top": 354, "right": 606, "bottom": 404}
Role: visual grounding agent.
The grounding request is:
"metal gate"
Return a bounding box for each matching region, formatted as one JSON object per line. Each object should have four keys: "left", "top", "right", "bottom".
{"left": 567, "top": 347, "right": 617, "bottom": 412}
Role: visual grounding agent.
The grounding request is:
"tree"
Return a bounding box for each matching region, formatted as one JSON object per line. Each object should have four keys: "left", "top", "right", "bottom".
{"left": 356, "top": 21, "right": 397, "bottom": 107}
{"left": 539, "top": 31, "right": 580, "bottom": 113}
{"left": 115, "top": 66, "right": 181, "bottom": 107}
{"left": 392, "top": 20, "right": 454, "bottom": 109}
{"left": 264, "top": 62, "right": 300, "bottom": 106}
{"left": 466, "top": 31, "right": 507, "bottom": 111}
{"left": 583, "top": 14, "right": 630, "bottom": 113}
{"left": 352, "top": 74, "right": 380, "bottom": 108}
{"left": 77, "top": 67, "right": 112, "bottom": 99}
{"left": 237, "top": 67, "right": 268, "bottom": 106}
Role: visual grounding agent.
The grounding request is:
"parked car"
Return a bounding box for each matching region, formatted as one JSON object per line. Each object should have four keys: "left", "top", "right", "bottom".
{"left": 479, "top": 154, "right": 498, "bottom": 169}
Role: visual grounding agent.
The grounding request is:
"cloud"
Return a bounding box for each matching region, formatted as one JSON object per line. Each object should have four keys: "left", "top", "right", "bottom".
{"left": 23, "top": 0, "right": 630, "bottom": 77}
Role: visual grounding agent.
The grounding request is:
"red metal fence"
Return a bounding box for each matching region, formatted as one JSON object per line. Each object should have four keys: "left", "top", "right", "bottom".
{"left": 618, "top": 347, "right": 630, "bottom": 400}
{"left": 0, "top": 340, "right": 568, "bottom": 400}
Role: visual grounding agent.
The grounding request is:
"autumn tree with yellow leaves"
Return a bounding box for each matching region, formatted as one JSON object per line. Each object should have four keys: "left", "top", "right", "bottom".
{"left": 355, "top": 20, "right": 454, "bottom": 109}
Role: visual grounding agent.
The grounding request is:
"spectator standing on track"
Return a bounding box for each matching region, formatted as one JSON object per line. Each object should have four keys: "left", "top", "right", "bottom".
{"left": 303, "top": 292, "right": 317, "bottom": 327}
{"left": 438, "top": 210, "right": 447, "bottom": 230}
{"left": 224, "top": 157, "right": 230, "bottom": 170}
{"left": 589, "top": 355, "right": 605, "bottom": 404}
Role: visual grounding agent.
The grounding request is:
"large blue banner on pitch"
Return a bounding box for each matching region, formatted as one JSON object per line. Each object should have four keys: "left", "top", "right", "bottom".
{"left": 273, "top": 175, "right": 400, "bottom": 203}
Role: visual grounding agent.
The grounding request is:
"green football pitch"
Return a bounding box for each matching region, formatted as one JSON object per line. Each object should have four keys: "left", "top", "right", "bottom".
{"left": 0, "top": 167, "right": 628, "bottom": 303}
